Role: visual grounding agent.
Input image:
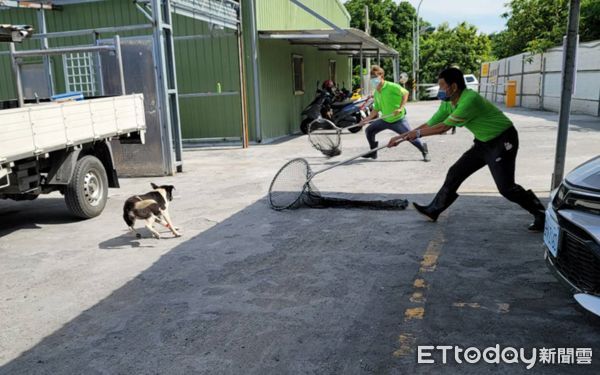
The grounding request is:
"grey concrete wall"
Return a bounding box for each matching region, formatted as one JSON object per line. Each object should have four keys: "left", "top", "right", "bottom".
{"left": 480, "top": 39, "right": 600, "bottom": 117}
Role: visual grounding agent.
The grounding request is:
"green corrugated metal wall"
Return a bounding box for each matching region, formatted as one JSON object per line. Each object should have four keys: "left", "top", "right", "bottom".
{"left": 242, "top": 0, "right": 352, "bottom": 141}
{"left": 0, "top": 0, "right": 353, "bottom": 142}
{"left": 172, "top": 14, "right": 242, "bottom": 139}
{"left": 0, "top": 1, "right": 151, "bottom": 99}
{"left": 256, "top": 0, "right": 350, "bottom": 30}
{"left": 257, "top": 39, "right": 351, "bottom": 139}
{"left": 0, "top": 0, "right": 242, "bottom": 140}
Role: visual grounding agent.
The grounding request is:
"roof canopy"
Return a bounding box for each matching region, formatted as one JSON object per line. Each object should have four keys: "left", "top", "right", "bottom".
{"left": 259, "top": 28, "right": 398, "bottom": 58}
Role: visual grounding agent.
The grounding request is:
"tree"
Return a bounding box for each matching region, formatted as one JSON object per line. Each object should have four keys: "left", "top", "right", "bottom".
{"left": 419, "top": 22, "right": 492, "bottom": 84}
{"left": 580, "top": 0, "right": 600, "bottom": 42}
{"left": 344, "top": 0, "right": 416, "bottom": 83}
{"left": 491, "top": 0, "right": 600, "bottom": 59}
{"left": 344, "top": 1, "right": 491, "bottom": 90}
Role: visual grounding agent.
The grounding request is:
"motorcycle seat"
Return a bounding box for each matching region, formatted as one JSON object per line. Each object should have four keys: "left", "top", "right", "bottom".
{"left": 331, "top": 99, "right": 354, "bottom": 108}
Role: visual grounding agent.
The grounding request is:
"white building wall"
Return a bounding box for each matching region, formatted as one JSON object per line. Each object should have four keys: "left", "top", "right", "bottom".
{"left": 480, "top": 40, "right": 600, "bottom": 117}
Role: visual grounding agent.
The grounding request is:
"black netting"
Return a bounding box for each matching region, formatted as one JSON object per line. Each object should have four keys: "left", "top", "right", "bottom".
{"left": 308, "top": 119, "right": 341, "bottom": 157}
{"left": 303, "top": 189, "right": 408, "bottom": 210}
{"left": 269, "top": 158, "right": 408, "bottom": 211}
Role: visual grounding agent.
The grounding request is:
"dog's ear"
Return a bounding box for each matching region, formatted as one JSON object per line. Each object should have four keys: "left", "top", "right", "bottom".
{"left": 151, "top": 182, "right": 159, "bottom": 190}
{"left": 165, "top": 185, "right": 175, "bottom": 201}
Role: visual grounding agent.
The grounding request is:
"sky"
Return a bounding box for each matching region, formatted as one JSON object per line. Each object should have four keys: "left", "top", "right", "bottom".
{"left": 403, "top": 0, "right": 508, "bottom": 34}
{"left": 342, "top": 0, "right": 509, "bottom": 34}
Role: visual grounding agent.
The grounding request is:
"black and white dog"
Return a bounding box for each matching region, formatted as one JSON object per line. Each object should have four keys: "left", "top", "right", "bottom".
{"left": 123, "top": 183, "right": 181, "bottom": 239}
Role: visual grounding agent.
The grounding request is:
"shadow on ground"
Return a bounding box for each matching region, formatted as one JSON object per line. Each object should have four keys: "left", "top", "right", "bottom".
{"left": 1, "top": 193, "right": 599, "bottom": 375}
{"left": 0, "top": 198, "right": 79, "bottom": 238}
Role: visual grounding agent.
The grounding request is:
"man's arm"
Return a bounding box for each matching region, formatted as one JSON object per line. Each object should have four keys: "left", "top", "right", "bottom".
{"left": 394, "top": 91, "right": 409, "bottom": 116}
{"left": 359, "top": 108, "right": 379, "bottom": 126}
{"left": 387, "top": 123, "right": 453, "bottom": 147}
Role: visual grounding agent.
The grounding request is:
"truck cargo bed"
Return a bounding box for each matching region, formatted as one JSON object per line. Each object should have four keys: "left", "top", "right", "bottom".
{"left": 0, "top": 94, "right": 145, "bottom": 164}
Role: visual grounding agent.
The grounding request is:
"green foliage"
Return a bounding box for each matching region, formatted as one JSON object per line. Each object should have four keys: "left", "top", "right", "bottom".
{"left": 491, "top": 0, "right": 600, "bottom": 59}
{"left": 419, "top": 22, "right": 492, "bottom": 84}
{"left": 345, "top": 0, "right": 491, "bottom": 88}
{"left": 581, "top": 0, "right": 600, "bottom": 42}
{"left": 345, "top": 0, "right": 416, "bottom": 82}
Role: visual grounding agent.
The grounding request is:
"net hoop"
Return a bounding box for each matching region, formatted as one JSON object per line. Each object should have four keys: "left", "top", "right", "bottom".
{"left": 268, "top": 158, "right": 311, "bottom": 210}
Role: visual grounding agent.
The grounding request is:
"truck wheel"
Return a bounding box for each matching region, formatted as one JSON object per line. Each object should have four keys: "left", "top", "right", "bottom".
{"left": 65, "top": 155, "right": 108, "bottom": 219}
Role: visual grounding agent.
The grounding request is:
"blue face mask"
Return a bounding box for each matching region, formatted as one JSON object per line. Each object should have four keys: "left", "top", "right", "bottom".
{"left": 370, "top": 77, "right": 381, "bottom": 88}
{"left": 437, "top": 89, "right": 451, "bottom": 101}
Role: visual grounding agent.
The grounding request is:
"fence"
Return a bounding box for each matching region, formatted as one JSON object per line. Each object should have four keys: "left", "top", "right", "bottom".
{"left": 479, "top": 39, "right": 600, "bottom": 117}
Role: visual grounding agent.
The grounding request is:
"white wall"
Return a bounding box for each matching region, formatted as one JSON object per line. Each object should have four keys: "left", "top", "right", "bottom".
{"left": 480, "top": 40, "right": 600, "bottom": 117}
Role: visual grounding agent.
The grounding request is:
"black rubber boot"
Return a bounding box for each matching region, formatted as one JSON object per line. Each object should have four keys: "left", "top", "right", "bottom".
{"left": 362, "top": 141, "right": 378, "bottom": 159}
{"left": 522, "top": 190, "right": 546, "bottom": 232}
{"left": 413, "top": 189, "right": 459, "bottom": 222}
{"left": 421, "top": 142, "right": 430, "bottom": 162}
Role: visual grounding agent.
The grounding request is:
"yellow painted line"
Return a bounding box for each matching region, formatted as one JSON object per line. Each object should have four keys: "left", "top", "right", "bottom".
{"left": 413, "top": 278, "right": 427, "bottom": 289}
{"left": 453, "top": 302, "right": 481, "bottom": 309}
{"left": 409, "top": 291, "right": 425, "bottom": 303}
{"left": 394, "top": 213, "right": 448, "bottom": 357}
{"left": 393, "top": 333, "right": 416, "bottom": 358}
{"left": 418, "top": 228, "right": 445, "bottom": 273}
{"left": 404, "top": 307, "right": 425, "bottom": 321}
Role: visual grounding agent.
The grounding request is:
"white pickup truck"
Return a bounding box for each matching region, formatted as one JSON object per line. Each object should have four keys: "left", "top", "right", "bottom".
{"left": 0, "top": 94, "right": 146, "bottom": 218}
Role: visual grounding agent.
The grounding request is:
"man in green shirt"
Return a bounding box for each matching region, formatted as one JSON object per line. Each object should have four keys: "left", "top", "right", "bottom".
{"left": 359, "top": 65, "right": 430, "bottom": 161}
{"left": 388, "top": 67, "right": 546, "bottom": 231}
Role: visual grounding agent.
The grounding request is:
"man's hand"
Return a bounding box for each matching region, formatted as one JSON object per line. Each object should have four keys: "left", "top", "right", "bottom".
{"left": 393, "top": 108, "right": 404, "bottom": 116}
{"left": 387, "top": 135, "right": 405, "bottom": 148}
{"left": 402, "top": 130, "right": 418, "bottom": 141}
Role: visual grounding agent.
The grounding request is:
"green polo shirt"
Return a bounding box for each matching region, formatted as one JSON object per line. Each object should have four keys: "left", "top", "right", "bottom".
{"left": 373, "top": 81, "right": 408, "bottom": 123}
{"left": 426, "top": 89, "right": 513, "bottom": 142}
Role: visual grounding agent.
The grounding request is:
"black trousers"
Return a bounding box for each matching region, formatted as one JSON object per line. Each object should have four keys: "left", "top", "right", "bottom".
{"left": 439, "top": 126, "right": 543, "bottom": 216}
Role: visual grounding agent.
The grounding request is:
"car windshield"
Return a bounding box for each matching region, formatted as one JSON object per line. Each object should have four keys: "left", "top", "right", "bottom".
{"left": 465, "top": 76, "right": 475, "bottom": 83}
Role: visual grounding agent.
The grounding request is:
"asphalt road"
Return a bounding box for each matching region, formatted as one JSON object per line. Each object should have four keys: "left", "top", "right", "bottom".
{"left": 1, "top": 101, "right": 599, "bottom": 374}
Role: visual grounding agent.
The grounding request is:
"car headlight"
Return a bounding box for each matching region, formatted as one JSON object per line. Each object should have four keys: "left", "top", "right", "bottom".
{"left": 552, "top": 184, "right": 568, "bottom": 209}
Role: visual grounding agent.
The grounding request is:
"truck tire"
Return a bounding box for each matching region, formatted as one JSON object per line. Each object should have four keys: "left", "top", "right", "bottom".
{"left": 65, "top": 155, "right": 108, "bottom": 219}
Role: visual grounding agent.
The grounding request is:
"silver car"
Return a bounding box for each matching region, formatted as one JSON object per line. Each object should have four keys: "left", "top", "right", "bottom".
{"left": 544, "top": 156, "right": 600, "bottom": 316}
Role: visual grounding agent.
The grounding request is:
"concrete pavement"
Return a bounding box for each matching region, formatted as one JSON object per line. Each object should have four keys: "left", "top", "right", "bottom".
{"left": 1, "top": 101, "right": 599, "bottom": 374}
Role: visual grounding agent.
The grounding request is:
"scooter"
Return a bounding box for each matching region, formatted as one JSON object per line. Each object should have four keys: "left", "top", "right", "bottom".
{"left": 322, "top": 95, "right": 371, "bottom": 133}
{"left": 300, "top": 82, "right": 369, "bottom": 134}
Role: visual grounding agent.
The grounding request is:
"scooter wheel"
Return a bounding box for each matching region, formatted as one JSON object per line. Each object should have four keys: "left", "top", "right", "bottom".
{"left": 300, "top": 118, "right": 312, "bottom": 134}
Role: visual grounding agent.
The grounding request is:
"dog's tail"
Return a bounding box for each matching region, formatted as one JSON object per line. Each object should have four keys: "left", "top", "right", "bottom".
{"left": 123, "top": 200, "right": 136, "bottom": 227}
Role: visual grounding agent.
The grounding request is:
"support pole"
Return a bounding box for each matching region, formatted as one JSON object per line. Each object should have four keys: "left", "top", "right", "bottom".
{"left": 411, "top": 18, "right": 416, "bottom": 100}
{"left": 359, "top": 44, "right": 363, "bottom": 93}
{"left": 551, "top": 0, "right": 581, "bottom": 189}
{"left": 248, "top": 0, "right": 262, "bottom": 142}
{"left": 9, "top": 43, "right": 24, "bottom": 107}
{"left": 37, "top": 8, "right": 54, "bottom": 96}
{"left": 236, "top": 6, "right": 249, "bottom": 148}
{"left": 151, "top": 0, "right": 183, "bottom": 174}
{"left": 113, "top": 35, "right": 126, "bottom": 95}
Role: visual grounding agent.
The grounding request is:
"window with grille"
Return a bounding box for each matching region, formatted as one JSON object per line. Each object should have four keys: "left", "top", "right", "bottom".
{"left": 292, "top": 54, "right": 304, "bottom": 95}
{"left": 63, "top": 52, "right": 98, "bottom": 96}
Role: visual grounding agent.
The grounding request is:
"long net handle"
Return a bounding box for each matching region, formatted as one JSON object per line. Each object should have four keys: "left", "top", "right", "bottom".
{"left": 340, "top": 113, "right": 397, "bottom": 132}
{"left": 311, "top": 140, "right": 402, "bottom": 179}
